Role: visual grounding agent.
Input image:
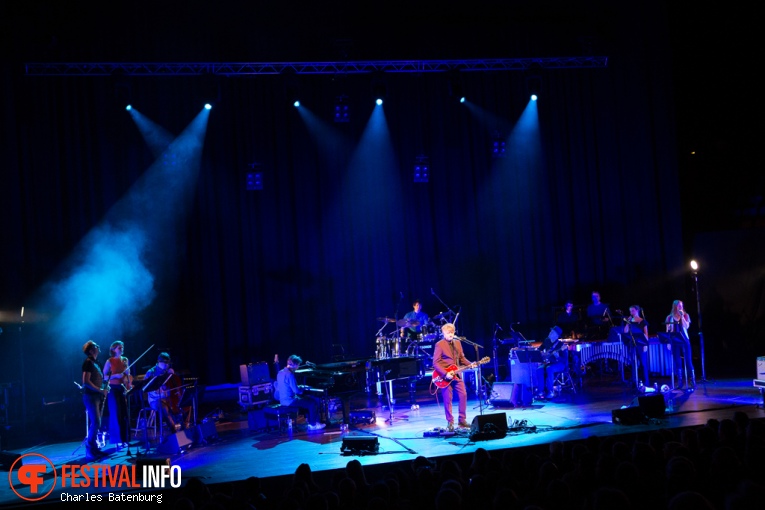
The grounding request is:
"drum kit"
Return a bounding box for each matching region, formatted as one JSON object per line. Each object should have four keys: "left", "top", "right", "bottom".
{"left": 374, "top": 311, "right": 455, "bottom": 360}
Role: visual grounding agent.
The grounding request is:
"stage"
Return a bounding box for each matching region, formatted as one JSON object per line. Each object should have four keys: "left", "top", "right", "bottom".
{"left": 2, "top": 374, "right": 763, "bottom": 507}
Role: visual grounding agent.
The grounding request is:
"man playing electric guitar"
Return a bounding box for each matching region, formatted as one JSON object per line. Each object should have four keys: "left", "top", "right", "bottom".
{"left": 432, "top": 323, "right": 475, "bottom": 432}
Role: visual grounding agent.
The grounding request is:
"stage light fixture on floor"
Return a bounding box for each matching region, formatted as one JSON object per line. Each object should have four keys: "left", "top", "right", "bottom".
{"left": 334, "top": 95, "right": 350, "bottom": 123}
{"left": 413, "top": 156, "right": 430, "bottom": 183}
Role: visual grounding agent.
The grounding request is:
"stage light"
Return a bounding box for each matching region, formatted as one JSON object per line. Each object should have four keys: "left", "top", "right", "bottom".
{"left": 525, "top": 68, "right": 542, "bottom": 100}
{"left": 293, "top": 100, "right": 300, "bottom": 108}
{"left": 125, "top": 105, "right": 132, "bottom": 111}
{"left": 460, "top": 96, "right": 466, "bottom": 103}
{"left": 690, "top": 260, "right": 698, "bottom": 272}
{"left": 413, "top": 155, "right": 429, "bottom": 183}
{"left": 334, "top": 95, "right": 350, "bottom": 123}
{"left": 371, "top": 75, "right": 387, "bottom": 105}
{"left": 204, "top": 103, "right": 212, "bottom": 110}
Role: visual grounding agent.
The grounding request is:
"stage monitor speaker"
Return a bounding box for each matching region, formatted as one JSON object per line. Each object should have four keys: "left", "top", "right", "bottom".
{"left": 194, "top": 420, "right": 219, "bottom": 441}
{"left": 489, "top": 382, "right": 523, "bottom": 408}
{"left": 611, "top": 406, "right": 646, "bottom": 425}
{"left": 638, "top": 394, "right": 666, "bottom": 418}
{"left": 340, "top": 436, "right": 379, "bottom": 455}
{"left": 157, "top": 430, "right": 194, "bottom": 455}
{"left": 0, "top": 451, "right": 22, "bottom": 470}
{"left": 469, "top": 413, "right": 508, "bottom": 441}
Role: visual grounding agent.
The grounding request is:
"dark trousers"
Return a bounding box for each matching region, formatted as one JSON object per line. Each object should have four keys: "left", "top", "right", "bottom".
{"left": 440, "top": 378, "right": 467, "bottom": 424}
{"left": 672, "top": 335, "right": 694, "bottom": 376}
{"left": 83, "top": 392, "right": 103, "bottom": 451}
{"left": 292, "top": 395, "right": 323, "bottom": 424}
{"left": 107, "top": 384, "right": 129, "bottom": 444}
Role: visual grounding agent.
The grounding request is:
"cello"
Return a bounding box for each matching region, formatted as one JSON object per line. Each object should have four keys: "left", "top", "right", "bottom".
{"left": 160, "top": 372, "right": 184, "bottom": 416}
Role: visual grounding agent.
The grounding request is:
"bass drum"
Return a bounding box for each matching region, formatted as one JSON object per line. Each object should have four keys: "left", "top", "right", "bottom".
{"left": 422, "top": 323, "right": 442, "bottom": 342}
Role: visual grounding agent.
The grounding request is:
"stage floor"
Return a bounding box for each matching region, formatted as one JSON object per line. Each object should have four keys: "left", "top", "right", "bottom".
{"left": 2, "top": 374, "right": 764, "bottom": 507}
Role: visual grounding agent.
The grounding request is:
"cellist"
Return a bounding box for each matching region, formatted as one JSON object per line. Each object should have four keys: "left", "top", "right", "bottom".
{"left": 144, "top": 352, "right": 180, "bottom": 432}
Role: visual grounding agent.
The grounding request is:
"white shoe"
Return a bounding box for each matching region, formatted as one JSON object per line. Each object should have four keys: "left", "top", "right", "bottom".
{"left": 307, "top": 422, "right": 326, "bottom": 431}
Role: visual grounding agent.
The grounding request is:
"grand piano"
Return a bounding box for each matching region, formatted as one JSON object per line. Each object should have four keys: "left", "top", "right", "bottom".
{"left": 295, "top": 356, "right": 423, "bottom": 424}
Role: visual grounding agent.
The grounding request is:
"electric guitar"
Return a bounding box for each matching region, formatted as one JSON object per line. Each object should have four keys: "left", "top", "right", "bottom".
{"left": 432, "top": 356, "right": 491, "bottom": 388}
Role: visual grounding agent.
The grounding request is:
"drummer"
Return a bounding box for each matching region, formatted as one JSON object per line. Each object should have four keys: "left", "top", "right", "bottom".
{"left": 400, "top": 299, "right": 429, "bottom": 341}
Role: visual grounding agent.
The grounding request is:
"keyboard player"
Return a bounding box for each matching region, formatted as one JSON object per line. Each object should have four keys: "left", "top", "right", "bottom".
{"left": 275, "top": 355, "right": 326, "bottom": 431}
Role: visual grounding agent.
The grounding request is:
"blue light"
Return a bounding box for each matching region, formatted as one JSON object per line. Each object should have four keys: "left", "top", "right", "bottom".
{"left": 459, "top": 97, "right": 466, "bottom": 103}
{"left": 125, "top": 105, "right": 132, "bottom": 111}
{"left": 293, "top": 100, "right": 300, "bottom": 107}
{"left": 204, "top": 103, "right": 212, "bottom": 110}
{"left": 531, "top": 94, "right": 538, "bottom": 101}
{"left": 376, "top": 98, "right": 383, "bottom": 106}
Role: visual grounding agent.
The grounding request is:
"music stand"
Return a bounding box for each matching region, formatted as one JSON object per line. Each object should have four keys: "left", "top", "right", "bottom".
{"left": 178, "top": 382, "right": 203, "bottom": 429}
{"left": 514, "top": 349, "right": 544, "bottom": 402}
{"left": 622, "top": 325, "right": 649, "bottom": 390}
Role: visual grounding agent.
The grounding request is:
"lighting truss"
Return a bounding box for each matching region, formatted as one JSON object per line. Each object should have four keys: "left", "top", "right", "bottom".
{"left": 24, "top": 57, "right": 608, "bottom": 77}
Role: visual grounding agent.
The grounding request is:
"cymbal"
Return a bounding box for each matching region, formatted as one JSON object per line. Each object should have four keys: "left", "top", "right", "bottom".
{"left": 396, "top": 319, "right": 420, "bottom": 328}
{"left": 433, "top": 311, "right": 455, "bottom": 321}
{"left": 376, "top": 317, "right": 396, "bottom": 323}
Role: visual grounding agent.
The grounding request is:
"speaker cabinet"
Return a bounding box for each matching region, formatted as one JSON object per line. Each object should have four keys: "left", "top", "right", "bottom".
{"left": 157, "top": 430, "right": 194, "bottom": 455}
{"left": 611, "top": 407, "right": 646, "bottom": 425}
{"left": 469, "top": 413, "right": 508, "bottom": 441}
{"left": 193, "top": 420, "right": 219, "bottom": 442}
{"left": 340, "top": 436, "right": 379, "bottom": 455}
{"left": 638, "top": 394, "right": 666, "bottom": 418}
{"left": 489, "top": 382, "right": 526, "bottom": 408}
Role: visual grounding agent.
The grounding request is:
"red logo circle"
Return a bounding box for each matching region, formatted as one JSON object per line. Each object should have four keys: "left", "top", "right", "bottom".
{"left": 8, "top": 453, "right": 57, "bottom": 501}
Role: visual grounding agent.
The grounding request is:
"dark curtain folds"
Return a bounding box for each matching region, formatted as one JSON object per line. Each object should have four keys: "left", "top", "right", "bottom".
{"left": 1, "top": 4, "right": 702, "bottom": 400}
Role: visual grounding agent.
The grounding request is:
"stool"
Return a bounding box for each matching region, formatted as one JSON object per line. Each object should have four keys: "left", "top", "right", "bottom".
{"left": 132, "top": 408, "right": 157, "bottom": 439}
{"left": 263, "top": 404, "right": 301, "bottom": 433}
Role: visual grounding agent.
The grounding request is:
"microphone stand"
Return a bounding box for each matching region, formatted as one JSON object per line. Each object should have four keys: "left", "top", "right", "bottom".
{"left": 430, "top": 289, "right": 458, "bottom": 324}
{"left": 461, "top": 337, "right": 486, "bottom": 414}
{"left": 492, "top": 324, "right": 501, "bottom": 382}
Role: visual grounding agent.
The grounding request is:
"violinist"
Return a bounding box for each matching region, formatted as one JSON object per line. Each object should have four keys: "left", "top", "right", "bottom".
{"left": 144, "top": 352, "right": 180, "bottom": 432}
{"left": 103, "top": 340, "right": 132, "bottom": 449}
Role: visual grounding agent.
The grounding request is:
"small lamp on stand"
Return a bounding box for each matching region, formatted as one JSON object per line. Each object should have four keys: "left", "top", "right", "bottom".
{"left": 690, "top": 260, "right": 707, "bottom": 382}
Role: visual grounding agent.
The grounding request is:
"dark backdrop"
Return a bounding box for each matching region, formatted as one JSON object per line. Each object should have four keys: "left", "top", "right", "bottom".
{"left": 0, "top": 2, "right": 761, "bottom": 429}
